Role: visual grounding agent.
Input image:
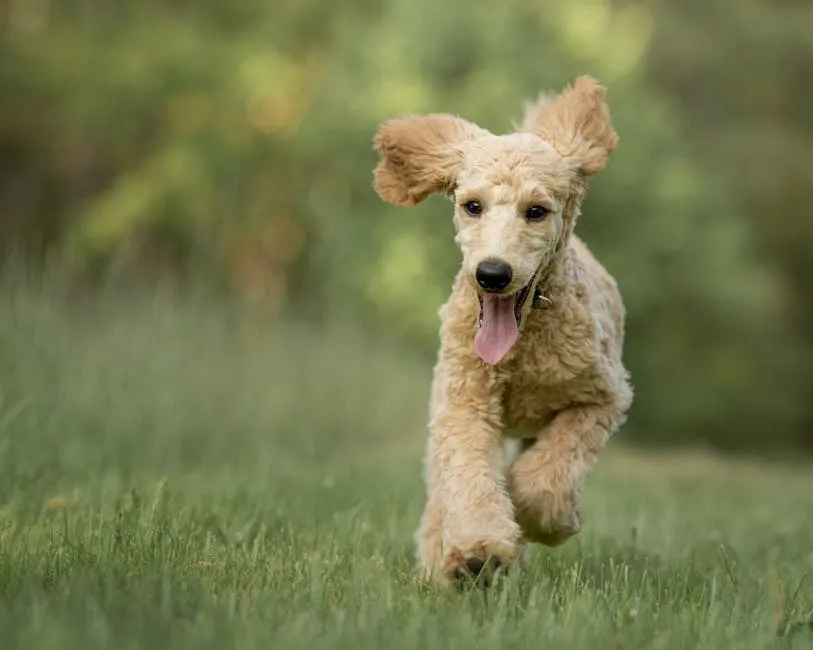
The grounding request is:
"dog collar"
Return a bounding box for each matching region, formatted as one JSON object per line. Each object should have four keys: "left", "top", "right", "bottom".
{"left": 531, "top": 287, "right": 553, "bottom": 310}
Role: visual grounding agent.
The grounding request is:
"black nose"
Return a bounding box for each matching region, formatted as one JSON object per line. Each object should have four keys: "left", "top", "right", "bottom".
{"left": 476, "top": 259, "right": 513, "bottom": 292}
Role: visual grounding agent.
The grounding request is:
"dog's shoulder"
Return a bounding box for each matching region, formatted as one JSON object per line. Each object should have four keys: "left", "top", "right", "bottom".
{"left": 502, "top": 237, "right": 627, "bottom": 411}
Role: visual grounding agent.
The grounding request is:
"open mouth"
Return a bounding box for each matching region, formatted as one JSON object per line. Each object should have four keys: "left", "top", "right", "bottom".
{"left": 477, "top": 281, "right": 534, "bottom": 328}
{"left": 474, "top": 279, "right": 536, "bottom": 366}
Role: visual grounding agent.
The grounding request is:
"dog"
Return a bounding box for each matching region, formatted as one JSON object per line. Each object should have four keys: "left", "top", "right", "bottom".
{"left": 372, "top": 76, "right": 633, "bottom": 586}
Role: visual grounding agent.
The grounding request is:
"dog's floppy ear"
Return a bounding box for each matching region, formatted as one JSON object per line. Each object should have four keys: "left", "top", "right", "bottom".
{"left": 373, "top": 114, "right": 487, "bottom": 207}
{"left": 521, "top": 76, "right": 618, "bottom": 178}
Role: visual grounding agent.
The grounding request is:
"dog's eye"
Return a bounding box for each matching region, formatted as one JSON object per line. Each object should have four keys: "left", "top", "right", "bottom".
{"left": 463, "top": 200, "right": 482, "bottom": 216}
{"left": 525, "top": 205, "right": 549, "bottom": 222}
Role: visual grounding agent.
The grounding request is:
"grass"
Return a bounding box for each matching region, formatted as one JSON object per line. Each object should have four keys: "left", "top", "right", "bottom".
{"left": 0, "top": 278, "right": 812, "bottom": 650}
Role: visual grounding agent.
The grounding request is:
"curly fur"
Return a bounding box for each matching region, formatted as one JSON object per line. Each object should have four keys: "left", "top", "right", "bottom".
{"left": 372, "top": 76, "right": 633, "bottom": 586}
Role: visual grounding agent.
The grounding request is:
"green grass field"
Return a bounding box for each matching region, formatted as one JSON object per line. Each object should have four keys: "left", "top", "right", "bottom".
{"left": 1, "top": 279, "right": 811, "bottom": 649}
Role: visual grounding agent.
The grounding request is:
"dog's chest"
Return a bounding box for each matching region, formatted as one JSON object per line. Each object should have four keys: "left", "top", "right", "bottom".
{"left": 500, "top": 363, "right": 587, "bottom": 432}
{"left": 499, "top": 311, "right": 601, "bottom": 431}
{"left": 501, "top": 380, "right": 562, "bottom": 432}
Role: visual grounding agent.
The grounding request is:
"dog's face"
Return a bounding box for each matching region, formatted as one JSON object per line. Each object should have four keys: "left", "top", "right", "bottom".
{"left": 452, "top": 134, "right": 571, "bottom": 308}
{"left": 373, "top": 76, "right": 618, "bottom": 364}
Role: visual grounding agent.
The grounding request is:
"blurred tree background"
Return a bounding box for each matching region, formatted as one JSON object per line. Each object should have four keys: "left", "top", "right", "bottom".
{"left": 1, "top": 0, "right": 811, "bottom": 453}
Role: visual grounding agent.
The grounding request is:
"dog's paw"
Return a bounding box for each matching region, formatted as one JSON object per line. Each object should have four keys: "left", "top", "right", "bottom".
{"left": 514, "top": 489, "right": 582, "bottom": 546}
{"left": 441, "top": 538, "right": 517, "bottom": 588}
{"left": 508, "top": 459, "right": 584, "bottom": 547}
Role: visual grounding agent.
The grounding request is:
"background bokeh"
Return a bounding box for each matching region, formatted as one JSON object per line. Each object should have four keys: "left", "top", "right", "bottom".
{"left": 2, "top": 0, "right": 812, "bottom": 454}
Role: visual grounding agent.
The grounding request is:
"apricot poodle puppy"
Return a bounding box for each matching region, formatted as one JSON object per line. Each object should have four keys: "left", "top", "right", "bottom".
{"left": 372, "top": 76, "right": 633, "bottom": 586}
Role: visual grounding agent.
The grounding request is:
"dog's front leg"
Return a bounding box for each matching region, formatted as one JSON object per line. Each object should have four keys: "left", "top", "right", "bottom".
{"left": 507, "top": 403, "right": 619, "bottom": 546}
{"left": 427, "top": 402, "right": 522, "bottom": 585}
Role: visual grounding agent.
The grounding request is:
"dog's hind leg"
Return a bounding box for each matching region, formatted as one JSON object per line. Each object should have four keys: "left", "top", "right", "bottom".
{"left": 415, "top": 448, "right": 445, "bottom": 579}
{"left": 502, "top": 437, "right": 537, "bottom": 475}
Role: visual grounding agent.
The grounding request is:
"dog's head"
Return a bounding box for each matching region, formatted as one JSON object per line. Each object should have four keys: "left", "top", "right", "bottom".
{"left": 372, "top": 76, "right": 617, "bottom": 365}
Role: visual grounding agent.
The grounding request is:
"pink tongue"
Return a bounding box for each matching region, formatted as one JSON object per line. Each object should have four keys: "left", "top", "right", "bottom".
{"left": 474, "top": 294, "right": 518, "bottom": 365}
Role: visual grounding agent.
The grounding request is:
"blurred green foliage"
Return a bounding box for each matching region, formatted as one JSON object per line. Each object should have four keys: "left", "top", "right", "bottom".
{"left": 1, "top": 0, "right": 811, "bottom": 452}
